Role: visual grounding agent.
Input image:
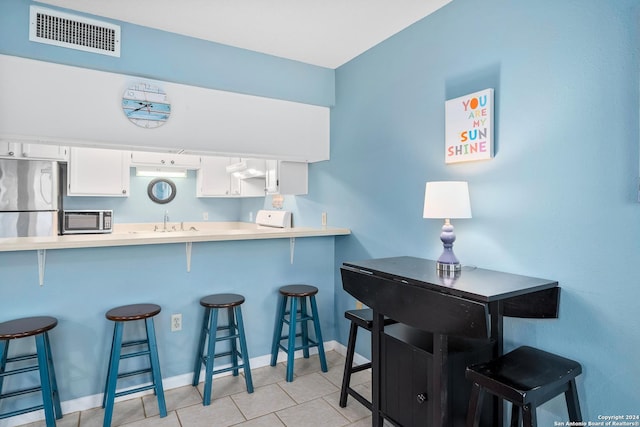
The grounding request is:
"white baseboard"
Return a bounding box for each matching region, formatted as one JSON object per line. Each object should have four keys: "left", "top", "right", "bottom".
{"left": 0, "top": 340, "right": 372, "bottom": 427}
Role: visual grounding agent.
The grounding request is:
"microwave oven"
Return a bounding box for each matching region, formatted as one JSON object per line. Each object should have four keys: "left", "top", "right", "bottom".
{"left": 61, "top": 210, "right": 113, "bottom": 234}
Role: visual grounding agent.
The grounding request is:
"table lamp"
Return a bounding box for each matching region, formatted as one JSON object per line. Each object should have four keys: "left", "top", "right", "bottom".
{"left": 423, "top": 181, "right": 472, "bottom": 273}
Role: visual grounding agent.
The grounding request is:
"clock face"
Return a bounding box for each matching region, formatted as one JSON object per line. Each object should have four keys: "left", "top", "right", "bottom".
{"left": 122, "top": 83, "right": 171, "bottom": 129}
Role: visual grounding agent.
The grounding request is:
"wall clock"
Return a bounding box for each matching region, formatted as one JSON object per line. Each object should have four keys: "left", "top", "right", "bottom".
{"left": 122, "top": 82, "right": 171, "bottom": 128}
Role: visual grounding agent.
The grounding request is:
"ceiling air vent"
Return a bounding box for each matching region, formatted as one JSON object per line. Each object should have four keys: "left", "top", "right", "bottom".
{"left": 29, "top": 6, "right": 121, "bottom": 57}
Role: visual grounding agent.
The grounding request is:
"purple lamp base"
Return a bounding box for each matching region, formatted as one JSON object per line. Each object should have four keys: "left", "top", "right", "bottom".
{"left": 436, "top": 220, "right": 461, "bottom": 273}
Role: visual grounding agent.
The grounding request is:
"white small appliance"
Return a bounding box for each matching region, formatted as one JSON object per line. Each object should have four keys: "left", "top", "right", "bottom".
{"left": 255, "top": 210, "right": 292, "bottom": 228}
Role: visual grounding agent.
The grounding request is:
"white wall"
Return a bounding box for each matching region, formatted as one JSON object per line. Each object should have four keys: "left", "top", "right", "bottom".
{"left": 0, "top": 55, "right": 330, "bottom": 162}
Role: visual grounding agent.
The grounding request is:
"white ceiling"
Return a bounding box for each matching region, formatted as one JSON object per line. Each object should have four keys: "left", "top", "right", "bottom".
{"left": 37, "top": 0, "right": 452, "bottom": 69}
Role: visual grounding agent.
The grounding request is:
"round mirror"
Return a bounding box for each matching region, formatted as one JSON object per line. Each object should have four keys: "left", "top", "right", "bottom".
{"left": 147, "top": 178, "right": 176, "bottom": 204}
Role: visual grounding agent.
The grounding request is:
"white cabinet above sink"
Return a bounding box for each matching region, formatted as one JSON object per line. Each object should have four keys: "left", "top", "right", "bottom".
{"left": 130, "top": 151, "right": 200, "bottom": 168}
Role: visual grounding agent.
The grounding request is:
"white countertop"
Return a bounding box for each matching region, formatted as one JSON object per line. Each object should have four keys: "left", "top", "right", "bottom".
{"left": 0, "top": 222, "right": 351, "bottom": 252}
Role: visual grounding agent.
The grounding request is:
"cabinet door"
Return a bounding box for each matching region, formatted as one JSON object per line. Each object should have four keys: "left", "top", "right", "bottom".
{"left": 130, "top": 151, "right": 201, "bottom": 167}
{"left": 381, "top": 329, "right": 431, "bottom": 426}
{"left": 0, "top": 142, "right": 18, "bottom": 158}
{"left": 67, "top": 147, "right": 130, "bottom": 196}
{"left": 265, "top": 160, "right": 308, "bottom": 195}
{"left": 197, "top": 156, "right": 233, "bottom": 197}
{"left": 21, "top": 143, "right": 68, "bottom": 161}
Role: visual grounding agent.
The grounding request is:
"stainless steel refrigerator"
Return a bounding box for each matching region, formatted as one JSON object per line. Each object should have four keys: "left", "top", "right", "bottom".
{"left": 0, "top": 158, "right": 59, "bottom": 238}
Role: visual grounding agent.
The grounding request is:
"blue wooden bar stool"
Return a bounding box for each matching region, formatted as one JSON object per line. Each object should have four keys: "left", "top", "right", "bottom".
{"left": 465, "top": 346, "right": 583, "bottom": 427}
{"left": 102, "top": 304, "right": 166, "bottom": 427}
{"left": 0, "top": 316, "right": 62, "bottom": 427}
{"left": 192, "top": 293, "right": 253, "bottom": 406}
{"left": 270, "top": 284, "right": 327, "bottom": 382}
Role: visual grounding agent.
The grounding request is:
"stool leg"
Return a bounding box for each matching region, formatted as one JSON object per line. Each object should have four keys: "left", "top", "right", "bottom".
{"left": 309, "top": 295, "right": 327, "bottom": 372}
{"left": 103, "top": 322, "right": 123, "bottom": 427}
{"left": 466, "top": 383, "right": 484, "bottom": 427}
{"left": 270, "top": 295, "right": 287, "bottom": 366}
{"left": 228, "top": 307, "right": 240, "bottom": 376}
{"left": 522, "top": 404, "right": 536, "bottom": 427}
{"left": 43, "top": 332, "right": 62, "bottom": 419}
{"left": 202, "top": 308, "right": 219, "bottom": 406}
{"left": 0, "top": 340, "right": 9, "bottom": 397}
{"left": 565, "top": 380, "right": 582, "bottom": 422}
{"left": 145, "top": 317, "right": 166, "bottom": 417}
{"left": 35, "top": 333, "right": 56, "bottom": 427}
{"left": 234, "top": 306, "right": 254, "bottom": 393}
{"left": 300, "top": 297, "right": 310, "bottom": 358}
{"left": 192, "top": 307, "right": 211, "bottom": 386}
{"left": 510, "top": 404, "right": 520, "bottom": 427}
{"left": 339, "top": 321, "right": 359, "bottom": 407}
{"left": 285, "top": 297, "right": 298, "bottom": 382}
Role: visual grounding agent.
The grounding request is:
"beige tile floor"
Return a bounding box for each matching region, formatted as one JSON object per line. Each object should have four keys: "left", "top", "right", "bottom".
{"left": 17, "top": 351, "right": 377, "bottom": 427}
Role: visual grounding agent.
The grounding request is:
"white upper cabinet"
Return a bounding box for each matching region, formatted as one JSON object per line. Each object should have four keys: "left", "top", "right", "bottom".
{"left": 1, "top": 141, "right": 68, "bottom": 161}
{"left": 67, "top": 147, "right": 130, "bottom": 197}
{"left": 265, "top": 160, "right": 308, "bottom": 195}
{"left": 197, "top": 156, "right": 266, "bottom": 197}
{"left": 130, "top": 151, "right": 200, "bottom": 168}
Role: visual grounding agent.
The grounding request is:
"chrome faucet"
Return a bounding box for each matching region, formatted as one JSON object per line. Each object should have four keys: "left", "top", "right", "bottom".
{"left": 163, "top": 210, "right": 169, "bottom": 231}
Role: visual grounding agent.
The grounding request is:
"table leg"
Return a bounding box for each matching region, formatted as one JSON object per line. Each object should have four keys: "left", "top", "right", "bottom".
{"left": 432, "top": 333, "right": 449, "bottom": 427}
{"left": 489, "top": 301, "right": 504, "bottom": 427}
{"left": 372, "top": 310, "right": 384, "bottom": 427}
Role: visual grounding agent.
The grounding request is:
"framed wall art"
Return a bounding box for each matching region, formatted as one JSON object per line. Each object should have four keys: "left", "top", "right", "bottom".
{"left": 444, "top": 88, "right": 494, "bottom": 164}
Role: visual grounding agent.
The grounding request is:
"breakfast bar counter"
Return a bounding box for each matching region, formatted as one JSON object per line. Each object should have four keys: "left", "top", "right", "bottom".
{"left": 1, "top": 222, "right": 350, "bottom": 286}
{"left": 0, "top": 222, "right": 351, "bottom": 252}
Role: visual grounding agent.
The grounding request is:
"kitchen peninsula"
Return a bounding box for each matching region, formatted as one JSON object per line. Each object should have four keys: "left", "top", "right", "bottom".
{"left": 0, "top": 222, "right": 350, "bottom": 252}
{"left": 1, "top": 221, "right": 348, "bottom": 423}
{"left": 0, "top": 222, "right": 350, "bottom": 285}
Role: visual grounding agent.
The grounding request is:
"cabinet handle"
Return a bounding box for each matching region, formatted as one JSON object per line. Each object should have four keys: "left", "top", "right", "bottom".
{"left": 161, "top": 160, "right": 165, "bottom": 164}
{"left": 8, "top": 151, "right": 14, "bottom": 156}
{"left": 122, "top": 189, "right": 127, "bottom": 194}
{"left": 416, "top": 393, "right": 428, "bottom": 404}
{"left": 170, "top": 160, "right": 175, "bottom": 165}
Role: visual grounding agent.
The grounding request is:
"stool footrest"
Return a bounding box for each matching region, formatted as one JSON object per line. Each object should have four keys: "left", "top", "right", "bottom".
{"left": 0, "top": 385, "right": 42, "bottom": 400}
{"left": 215, "top": 333, "right": 239, "bottom": 342}
{"left": 121, "top": 339, "right": 149, "bottom": 348}
{"left": 117, "top": 368, "right": 152, "bottom": 380}
{"left": 114, "top": 383, "right": 156, "bottom": 399}
{"left": 277, "top": 338, "right": 320, "bottom": 353}
{"left": 349, "top": 362, "right": 372, "bottom": 374}
{"left": 0, "top": 364, "right": 39, "bottom": 378}
{"left": 5, "top": 353, "right": 38, "bottom": 363}
{"left": 120, "top": 349, "right": 151, "bottom": 360}
{"left": 347, "top": 388, "right": 372, "bottom": 410}
{"left": 0, "top": 403, "right": 45, "bottom": 420}
{"left": 210, "top": 363, "right": 250, "bottom": 376}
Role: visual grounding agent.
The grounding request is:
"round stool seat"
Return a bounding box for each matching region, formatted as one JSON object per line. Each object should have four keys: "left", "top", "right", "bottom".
{"left": 279, "top": 284, "right": 318, "bottom": 297}
{"left": 0, "top": 316, "right": 58, "bottom": 340}
{"left": 200, "top": 293, "right": 245, "bottom": 308}
{"left": 106, "top": 304, "right": 161, "bottom": 321}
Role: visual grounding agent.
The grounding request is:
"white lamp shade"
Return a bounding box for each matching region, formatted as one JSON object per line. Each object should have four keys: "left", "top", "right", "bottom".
{"left": 423, "top": 181, "right": 472, "bottom": 219}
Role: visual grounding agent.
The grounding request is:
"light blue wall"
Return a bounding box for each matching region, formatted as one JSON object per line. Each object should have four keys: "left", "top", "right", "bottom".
{"left": 318, "top": 0, "right": 640, "bottom": 422}
{"left": 0, "top": 1, "right": 335, "bottom": 106}
{"left": 0, "top": 0, "right": 339, "bottom": 415}
{"left": 2, "top": 0, "right": 640, "bottom": 423}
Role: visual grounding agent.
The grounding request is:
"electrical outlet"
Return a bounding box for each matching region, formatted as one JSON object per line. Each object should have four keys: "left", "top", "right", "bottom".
{"left": 171, "top": 314, "right": 182, "bottom": 332}
{"left": 203, "top": 212, "right": 209, "bottom": 220}
{"left": 321, "top": 212, "right": 327, "bottom": 226}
